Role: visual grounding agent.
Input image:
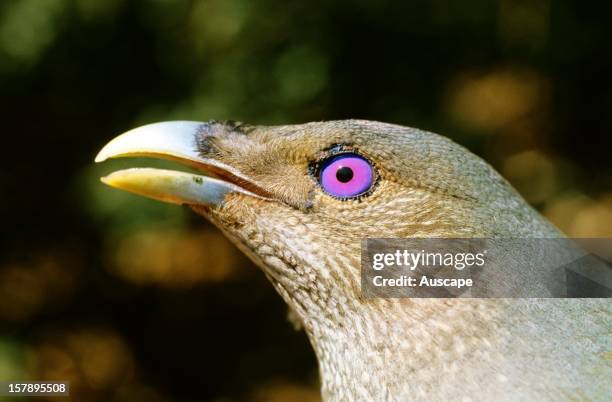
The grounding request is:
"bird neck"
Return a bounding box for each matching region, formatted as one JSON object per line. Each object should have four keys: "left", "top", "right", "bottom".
{"left": 280, "top": 274, "right": 506, "bottom": 401}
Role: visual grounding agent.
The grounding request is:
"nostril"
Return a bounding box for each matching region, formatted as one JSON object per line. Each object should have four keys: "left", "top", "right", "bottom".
{"left": 196, "top": 133, "right": 218, "bottom": 156}
{"left": 196, "top": 121, "right": 254, "bottom": 157}
{"left": 195, "top": 122, "right": 227, "bottom": 156}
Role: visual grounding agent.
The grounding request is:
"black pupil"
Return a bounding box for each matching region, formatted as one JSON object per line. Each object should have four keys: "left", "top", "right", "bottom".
{"left": 336, "top": 166, "right": 353, "bottom": 183}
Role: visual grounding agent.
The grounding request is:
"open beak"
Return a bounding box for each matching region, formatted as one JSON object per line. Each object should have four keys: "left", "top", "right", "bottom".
{"left": 95, "top": 121, "right": 269, "bottom": 206}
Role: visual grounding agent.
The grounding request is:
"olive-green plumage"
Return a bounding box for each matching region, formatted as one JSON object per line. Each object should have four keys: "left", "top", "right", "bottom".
{"left": 98, "top": 120, "right": 611, "bottom": 401}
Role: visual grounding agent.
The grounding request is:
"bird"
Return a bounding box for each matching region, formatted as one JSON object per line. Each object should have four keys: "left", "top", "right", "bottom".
{"left": 95, "top": 120, "right": 610, "bottom": 401}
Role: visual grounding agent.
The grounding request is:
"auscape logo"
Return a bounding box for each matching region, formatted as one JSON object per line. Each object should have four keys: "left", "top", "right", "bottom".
{"left": 372, "top": 275, "right": 473, "bottom": 289}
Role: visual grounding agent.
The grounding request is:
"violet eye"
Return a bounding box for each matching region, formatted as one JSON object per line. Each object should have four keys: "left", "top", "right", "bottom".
{"left": 319, "top": 153, "right": 374, "bottom": 198}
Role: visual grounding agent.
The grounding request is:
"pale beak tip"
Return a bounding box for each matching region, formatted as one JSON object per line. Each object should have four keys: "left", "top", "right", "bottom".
{"left": 94, "top": 146, "right": 112, "bottom": 163}
{"left": 100, "top": 170, "right": 131, "bottom": 188}
{"left": 99, "top": 174, "right": 119, "bottom": 189}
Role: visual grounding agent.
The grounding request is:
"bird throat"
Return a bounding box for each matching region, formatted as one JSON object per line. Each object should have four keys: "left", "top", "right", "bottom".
{"left": 260, "top": 251, "right": 507, "bottom": 401}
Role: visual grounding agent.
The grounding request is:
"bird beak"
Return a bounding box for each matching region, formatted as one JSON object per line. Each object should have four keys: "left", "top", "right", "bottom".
{"left": 95, "top": 121, "right": 268, "bottom": 206}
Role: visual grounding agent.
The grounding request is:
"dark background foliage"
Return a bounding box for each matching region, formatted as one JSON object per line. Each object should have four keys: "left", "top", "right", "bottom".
{"left": 0, "top": 1, "right": 610, "bottom": 401}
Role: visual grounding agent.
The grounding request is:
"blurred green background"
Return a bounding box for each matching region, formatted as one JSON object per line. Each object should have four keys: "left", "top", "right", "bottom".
{"left": 1, "top": 0, "right": 611, "bottom": 401}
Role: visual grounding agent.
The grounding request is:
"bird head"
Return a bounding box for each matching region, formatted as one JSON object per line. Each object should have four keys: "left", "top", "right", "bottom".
{"left": 95, "top": 120, "right": 556, "bottom": 371}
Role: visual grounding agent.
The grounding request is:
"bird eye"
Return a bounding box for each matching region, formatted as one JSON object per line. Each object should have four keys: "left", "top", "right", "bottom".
{"left": 318, "top": 153, "right": 374, "bottom": 198}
